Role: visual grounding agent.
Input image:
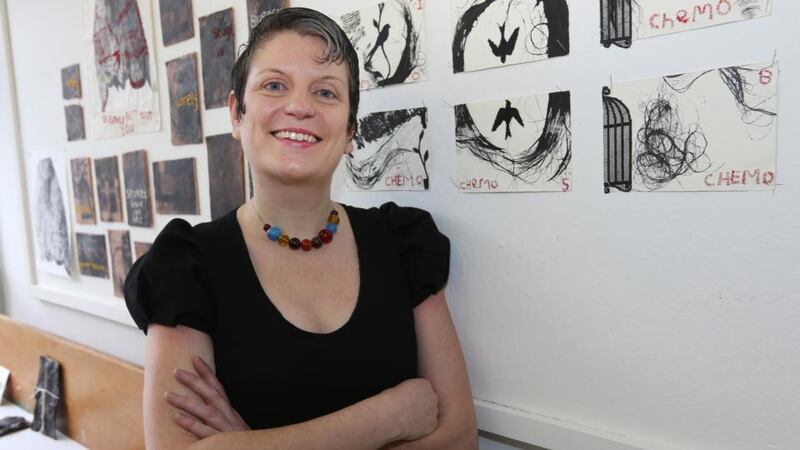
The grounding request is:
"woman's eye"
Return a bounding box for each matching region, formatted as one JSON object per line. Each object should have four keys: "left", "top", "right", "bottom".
{"left": 264, "top": 82, "right": 284, "bottom": 91}
{"left": 318, "top": 89, "right": 336, "bottom": 99}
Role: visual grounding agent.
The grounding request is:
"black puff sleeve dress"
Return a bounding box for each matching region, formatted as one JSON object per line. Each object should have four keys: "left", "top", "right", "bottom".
{"left": 124, "top": 202, "right": 449, "bottom": 429}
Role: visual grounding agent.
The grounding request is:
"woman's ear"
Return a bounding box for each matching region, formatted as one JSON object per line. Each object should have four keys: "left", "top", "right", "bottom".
{"left": 229, "top": 91, "right": 241, "bottom": 139}
{"left": 344, "top": 126, "right": 355, "bottom": 155}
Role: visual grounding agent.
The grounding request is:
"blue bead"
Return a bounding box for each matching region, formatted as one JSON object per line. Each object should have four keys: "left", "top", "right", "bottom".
{"left": 326, "top": 223, "right": 338, "bottom": 234}
{"left": 267, "top": 227, "right": 282, "bottom": 241}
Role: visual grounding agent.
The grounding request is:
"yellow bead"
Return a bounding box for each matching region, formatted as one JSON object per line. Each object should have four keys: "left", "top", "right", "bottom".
{"left": 278, "top": 235, "right": 290, "bottom": 246}
{"left": 328, "top": 215, "right": 340, "bottom": 225}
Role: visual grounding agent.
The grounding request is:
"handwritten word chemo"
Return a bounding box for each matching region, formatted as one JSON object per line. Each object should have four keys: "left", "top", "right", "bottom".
{"left": 704, "top": 168, "right": 775, "bottom": 187}
{"left": 649, "top": 1, "right": 733, "bottom": 29}
{"left": 384, "top": 175, "right": 426, "bottom": 188}
{"left": 459, "top": 178, "right": 499, "bottom": 191}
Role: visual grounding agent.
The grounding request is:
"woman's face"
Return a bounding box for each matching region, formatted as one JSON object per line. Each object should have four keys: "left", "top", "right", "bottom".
{"left": 231, "top": 31, "right": 353, "bottom": 186}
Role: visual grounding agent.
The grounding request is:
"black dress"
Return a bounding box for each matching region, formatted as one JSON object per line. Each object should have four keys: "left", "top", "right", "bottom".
{"left": 124, "top": 202, "right": 449, "bottom": 429}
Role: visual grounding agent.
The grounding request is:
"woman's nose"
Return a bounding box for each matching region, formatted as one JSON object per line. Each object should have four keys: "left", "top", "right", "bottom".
{"left": 283, "top": 91, "right": 316, "bottom": 120}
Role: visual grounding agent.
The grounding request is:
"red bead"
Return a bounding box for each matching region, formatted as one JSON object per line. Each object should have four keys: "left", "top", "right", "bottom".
{"left": 301, "top": 239, "right": 312, "bottom": 251}
{"left": 311, "top": 237, "right": 323, "bottom": 248}
{"left": 330, "top": 209, "right": 338, "bottom": 216}
{"left": 263, "top": 224, "right": 271, "bottom": 231}
{"left": 318, "top": 229, "right": 333, "bottom": 244}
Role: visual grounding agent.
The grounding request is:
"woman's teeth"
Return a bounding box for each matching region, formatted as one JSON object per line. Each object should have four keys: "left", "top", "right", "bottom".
{"left": 273, "top": 130, "right": 319, "bottom": 143}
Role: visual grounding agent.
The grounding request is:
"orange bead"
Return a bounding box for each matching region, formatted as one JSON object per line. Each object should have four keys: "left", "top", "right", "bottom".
{"left": 328, "top": 215, "right": 340, "bottom": 225}
{"left": 278, "top": 235, "right": 290, "bottom": 246}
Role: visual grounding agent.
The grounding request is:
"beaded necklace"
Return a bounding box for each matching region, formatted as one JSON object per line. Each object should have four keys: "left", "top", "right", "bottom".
{"left": 250, "top": 200, "right": 339, "bottom": 251}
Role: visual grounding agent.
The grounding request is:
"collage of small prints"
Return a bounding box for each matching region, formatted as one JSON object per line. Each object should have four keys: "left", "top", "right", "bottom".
{"left": 32, "top": 0, "right": 779, "bottom": 298}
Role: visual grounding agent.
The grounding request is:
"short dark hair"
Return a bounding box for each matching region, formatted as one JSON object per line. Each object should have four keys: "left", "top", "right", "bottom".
{"left": 230, "top": 7, "right": 360, "bottom": 132}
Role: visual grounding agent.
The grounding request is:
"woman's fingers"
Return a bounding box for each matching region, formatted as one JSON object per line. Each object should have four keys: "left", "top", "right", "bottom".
{"left": 174, "top": 411, "right": 217, "bottom": 439}
{"left": 172, "top": 369, "right": 242, "bottom": 428}
{"left": 165, "top": 391, "right": 228, "bottom": 432}
{"left": 191, "top": 357, "right": 229, "bottom": 402}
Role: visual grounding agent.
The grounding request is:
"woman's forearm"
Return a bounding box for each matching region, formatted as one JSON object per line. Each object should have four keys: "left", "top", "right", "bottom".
{"left": 380, "top": 413, "right": 478, "bottom": 450}
{"left": 186, "top": 392, "right": 401, "bottom": 450}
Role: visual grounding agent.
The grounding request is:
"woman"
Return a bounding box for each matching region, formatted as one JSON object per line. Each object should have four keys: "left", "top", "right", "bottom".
{"left": 125, "top": 7, "right": 476, "bottom": 449}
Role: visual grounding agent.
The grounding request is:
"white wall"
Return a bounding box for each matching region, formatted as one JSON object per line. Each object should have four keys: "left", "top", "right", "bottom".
{"left": 2, "top": 1, "right": 799, "bottom": 449}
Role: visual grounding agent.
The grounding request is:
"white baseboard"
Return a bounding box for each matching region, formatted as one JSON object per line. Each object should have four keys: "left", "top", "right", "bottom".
{"left": 475, "top": 399, "right": 663, "bottom": 450}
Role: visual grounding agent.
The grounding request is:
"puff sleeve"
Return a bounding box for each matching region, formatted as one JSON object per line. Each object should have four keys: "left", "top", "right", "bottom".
{"left": 378, "top": 202, "right": 451, "bottom": 308}
{"left": 124, "top": 219, "right": 214, "bottom": 335}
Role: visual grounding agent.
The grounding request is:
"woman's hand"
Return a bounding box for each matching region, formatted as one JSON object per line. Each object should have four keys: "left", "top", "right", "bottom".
{"left": 164, "top": 356, "right": 250, "bottom": 438}
{"left": 382, "top": 378, "right": 439, "bottom": 441}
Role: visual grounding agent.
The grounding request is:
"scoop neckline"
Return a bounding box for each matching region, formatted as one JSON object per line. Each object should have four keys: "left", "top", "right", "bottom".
{"left": 227, "top": 203, "right": 364, "bottom": 337}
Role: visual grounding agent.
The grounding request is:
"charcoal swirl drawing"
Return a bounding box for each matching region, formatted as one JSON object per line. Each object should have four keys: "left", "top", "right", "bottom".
{"left": 341, "top": 0, "right": 427, "bottom": 90}
{"left": 600, "top": 0, "right": 772, "bottom": 48}
{"left": 346, "top": 107, "right": 430, "bottom": 191}
{"left": 84, "top": 0, "right": 161, "bottom": 138}
{"left": 27, "top": 152, "right": 72, "bottom": 278}
{"left": 604, "top": 61, "right": 777, "bottom": 192}
{"left": 452, "top": 0, "right": 570, "bottom": 73}
{"left": 455, "top": 91, "right": 571, "bottom": 192}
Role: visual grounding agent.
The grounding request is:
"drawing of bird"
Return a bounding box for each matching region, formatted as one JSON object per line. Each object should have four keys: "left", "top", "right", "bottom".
{"left": 488, "top": 23, "right": 520, "bottom": 64}
{"left": 492, "top": 100, "right": 524, "bottom": 140}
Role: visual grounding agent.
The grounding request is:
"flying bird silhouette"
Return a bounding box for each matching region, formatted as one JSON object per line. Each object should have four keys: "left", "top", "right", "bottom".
{"left": 488, "top": 23, "right": 520, "bottom": 64}
{"left": 492, "top": 100, "right": 524, "bottom": 140}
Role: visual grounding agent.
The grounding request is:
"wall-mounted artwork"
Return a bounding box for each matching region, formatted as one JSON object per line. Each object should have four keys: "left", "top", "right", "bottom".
{"left": 346, "top": 107, "right": 430, "bottom": 191}
{"left": 108, "top": 230, "right": 132, "bottom": 298}
{"left": 455, "top": 91, "right": 572, "bottom": 192}
{"left": 93, "top": 156, "right": 124, "bottom": 222}
{"left": 76, "top": 233, "right": 108, "bottom": 278}
{"left": 122, "top": 150, "right": 153, "bottom": 227}
{"left": 83, "top": 0, "right": 161, "bottom": 138}
{"left": 341, "top": 0, "right": 427, "bottom": 90}
{"left": 27, "top": 151, "right": 73, "bottom": 278}
{"left": 600, "top": 0, "right": 772, "bottom": 48}
{"left": 207, "top": 133, "right": 245, "bottom": 219}
{"left": 159, "top": 0, "right": 194, "bottom": 46}
{"left": 452, "top": 0, "right": 570, "bottom": 73}
{"left": 247, "top": 0, "right": 289, "bottom": 30}
{"left": 199, "top": 8, "right": 236, "bottom": 109}
{"left": 153, "top": 158, "right": 199, "bottom": 215}
{"left": 166, "top": 53, "right": 203, "bottom": 145}
{"left": 134, "top": 241, "right": 152, "bottom": 260}
{"left": 603, "top": 61, "right": 777, "bottom": 192}
{"left": 61, "top": 64, "right": 81, "bottom": 99}
{"left": 70, "top": 157, "right": 96, "bottom": 225}
{"left": 64, "top": 105, "right": 86, "bottom": 141}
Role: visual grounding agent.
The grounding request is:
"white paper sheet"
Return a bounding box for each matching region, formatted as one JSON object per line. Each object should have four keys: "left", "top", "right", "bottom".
{"left": 452, "top": 0, "right": 570, "bottom": 73}
{"left": 341, "top": 0, "right": 428, "bottom": 90}
{"left": 603, "top": 60, "right": 778, "bottom": 192}
{"left": 601, "top": 0, "right": 772, "bottom": 48}
{"left": 455, "top": 91, "right": 572, "bottom": 192}
{"left": 82, "top": 0, "right": 161, "bottom": 138}
{"left": 26, "top": 150, "right": 74, "bottom": 278}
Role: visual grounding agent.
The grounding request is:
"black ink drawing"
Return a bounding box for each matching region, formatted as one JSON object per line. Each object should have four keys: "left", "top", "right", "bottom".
{"left": 346, "top": 107, "right": 430, "bottom": 191}
{"left": 452, "top": 0, "right": 570, "bottom": 73}
{"left": 604, "top": 61, "right": 778, "bottom": 192}
{"left": 76, "top": 233, "right": 109, "bottom": 278}
{"left": 602, "top": 87, "right": 633, "bottom": 192}
{"left": 600, "top": 0, "right": 771, "bottom": 47}
{"left": 342, "top": 0, "right": 427, "bottom": 90}
{"left": 31, "top": 155, "right": 72, "bottom": 277}
{"left": 455, "top": 91, "right": 572, "bottom": 191}
{"left": 600, "top": 0, "right": 634, "bottom": 48}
